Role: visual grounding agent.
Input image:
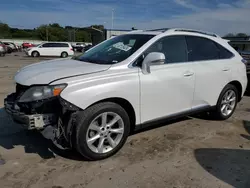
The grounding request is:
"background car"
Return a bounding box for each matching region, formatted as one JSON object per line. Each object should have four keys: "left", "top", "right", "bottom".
{"left": 22, "top": 42, "right": 36, "bottom": 49}
{"left": 0, "top": 41, "right": 7, "bottom": 56}
{"left": 3, "top": 42, "right": 18, "bottom": 52}
{"left": 82, "top": 44, "right": 93, "bottom": 52}
{"left": 26, "top": 42, "right": 74, "bottom": 58}
{"left": 72, "top": 43, "right": 86, "bottom": 52}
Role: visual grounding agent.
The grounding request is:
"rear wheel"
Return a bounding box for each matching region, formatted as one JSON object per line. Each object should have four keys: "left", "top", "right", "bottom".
{"left": 32, "top": 51, "right": 39, "bottom": 57}
{"left": 74, "top": 102, "right": 130, "bottom": 160}
{"left": 61, "top": 52, "right": 68, "bottom": 58}
{"left": 212, "top": 84, "right": 238, "bottom": 120}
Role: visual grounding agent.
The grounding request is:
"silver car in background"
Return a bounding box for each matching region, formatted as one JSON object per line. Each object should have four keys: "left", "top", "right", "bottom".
{"left": 0, "top": 41, "right": 7, "bottom": 56}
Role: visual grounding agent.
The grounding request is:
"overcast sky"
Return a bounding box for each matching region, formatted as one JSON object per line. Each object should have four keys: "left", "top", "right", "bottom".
{"left": 0, "top": 0, "right": 250, "bottom": 35}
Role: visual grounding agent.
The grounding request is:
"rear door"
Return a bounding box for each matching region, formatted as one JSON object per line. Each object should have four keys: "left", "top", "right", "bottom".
{"left": 57, "top": 43, "right": 70, "bottom": 56}
{"left": 186, "top": 36, "right": 234, "bottom": 108}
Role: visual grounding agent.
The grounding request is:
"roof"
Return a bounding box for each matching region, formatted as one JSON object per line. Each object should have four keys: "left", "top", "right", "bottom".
{"left": 124, "top": 28, "right": 220, "bottom": 38}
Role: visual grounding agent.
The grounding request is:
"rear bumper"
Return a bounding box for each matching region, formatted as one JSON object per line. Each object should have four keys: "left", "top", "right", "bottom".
{"left": 4, "top": 94, "right": 57, "bottom": 130}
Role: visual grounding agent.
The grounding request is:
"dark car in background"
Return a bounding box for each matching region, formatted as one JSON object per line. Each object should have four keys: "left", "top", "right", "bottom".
{"left": 72, "top": 43, "right": 85, "bottom": 52}
{"left": 72, "top": 44, "right": 93, "bottom": 53}
{"left": 83, "top": 44, "right": 93, "bottom": 52}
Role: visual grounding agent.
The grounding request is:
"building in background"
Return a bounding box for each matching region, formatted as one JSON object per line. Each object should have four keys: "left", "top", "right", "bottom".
{"left": 105, "top": 29, "right": 131, "bottom": 39}
{"left": 86, "top": 28, "right": 132, "bottom": 45}
{"left": 223, "top": 36, "right": 250, "bottom": 64}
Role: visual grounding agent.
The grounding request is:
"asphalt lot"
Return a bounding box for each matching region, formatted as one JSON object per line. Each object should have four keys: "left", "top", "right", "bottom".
{"left": 0, "top": 52, "right": 250, "bottom": 188}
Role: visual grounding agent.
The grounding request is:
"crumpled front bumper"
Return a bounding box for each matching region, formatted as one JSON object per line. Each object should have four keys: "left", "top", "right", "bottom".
{"left": 4, "top": 93, "right": 56, "bottom": 130}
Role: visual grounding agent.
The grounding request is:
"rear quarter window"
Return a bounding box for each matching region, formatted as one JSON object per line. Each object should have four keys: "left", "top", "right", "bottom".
{"left": 58, "top": 43, "right": 69, "bottom": 47}
{"left": 186, "top": 36, "right": 220, "bottom": 61}
{"left": 215, "top": 43, "right": 234, "bottom": 59}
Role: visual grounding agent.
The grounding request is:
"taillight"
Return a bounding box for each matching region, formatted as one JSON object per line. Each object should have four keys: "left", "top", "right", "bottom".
{"left": 70, "top": 48, "right": 73, "bottom": 51}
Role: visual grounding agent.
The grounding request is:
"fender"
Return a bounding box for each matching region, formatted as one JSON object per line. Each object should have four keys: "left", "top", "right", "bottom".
{"left": 52, "top": 67, "right": 141, "bottom": 125}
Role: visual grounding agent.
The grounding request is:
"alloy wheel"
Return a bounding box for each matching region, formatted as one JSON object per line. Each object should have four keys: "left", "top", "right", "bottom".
{"left": 220, "top": 89, "right": 236, "bottom": 116}
{"left": 86, "top": 112, "right": 124, "bottom": 154}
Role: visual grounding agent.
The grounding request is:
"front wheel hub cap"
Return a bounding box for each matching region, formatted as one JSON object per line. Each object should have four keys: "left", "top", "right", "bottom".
{"left": 86, "top": 112, "right": 124, "bottom": 154}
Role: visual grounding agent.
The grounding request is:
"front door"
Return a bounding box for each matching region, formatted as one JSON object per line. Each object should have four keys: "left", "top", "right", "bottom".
{"left": 139, "top": 35, "right": 195, "bottom": 123}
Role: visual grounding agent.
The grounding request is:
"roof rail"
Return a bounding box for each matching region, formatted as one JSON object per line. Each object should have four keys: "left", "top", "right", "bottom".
{"left": 146, "top": 28, "right": 170, "bottom": 32}
{"left": 127, "top": 29, "right": 144, "bottom": 33}
{"left": 173, "top": 28, "right": 218, "bottom": 37}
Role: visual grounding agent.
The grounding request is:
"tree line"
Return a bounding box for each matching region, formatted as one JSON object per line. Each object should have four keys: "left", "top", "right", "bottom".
{"left": 0, "top": 22, "right": 249, "bottom": 42}
{"left": 224, "top": 33, "right": 249, "bottom": 37}
{"left": 0, "top": 22, "right": 104, "bottom": 42}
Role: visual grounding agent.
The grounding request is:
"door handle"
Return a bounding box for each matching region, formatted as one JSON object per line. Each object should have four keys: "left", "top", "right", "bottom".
{"left": 222, "top": 67, "right": 230, "bottom": 71}
{"left": 183, "top": 71, "right": 194, "bottom": 77}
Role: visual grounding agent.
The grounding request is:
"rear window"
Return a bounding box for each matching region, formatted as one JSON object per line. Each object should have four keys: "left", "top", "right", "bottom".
{"left": 56, "top": 43, "right": 69, "bottom": 47}
{"left": 215, "top": 43, "right": 234, "bottom": 59}
{"left": 186, "top": 36, "right": 234, "bottom": 61}
{"left": 42, "top": 43, "right": 69, "bottom": 47}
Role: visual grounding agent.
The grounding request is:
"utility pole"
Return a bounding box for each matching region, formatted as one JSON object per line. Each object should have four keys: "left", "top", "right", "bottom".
{"left": 111, "top": 9, "right": 114, "bottom": 30}
{"left": 46, "top": 25, "right": 49, "bottom": 41}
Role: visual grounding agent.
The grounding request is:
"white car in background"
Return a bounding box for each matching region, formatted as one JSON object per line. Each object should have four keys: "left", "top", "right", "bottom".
{"left": 26, "top": 42, "right": 74, "bottom": 58}
{"left": 4, "top": 28, "right": 248, "bottom": 160}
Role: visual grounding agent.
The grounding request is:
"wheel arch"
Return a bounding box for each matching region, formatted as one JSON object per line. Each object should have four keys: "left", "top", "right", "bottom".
{"left": 88, "top": 97, "right": 136, "bottom": 132}
{"left": 32, "top": 50, "right": 40, "bottom": 56}
{"left": 61, "top": 51, "right": 68, "bottom": 57}
{"left": 228, "top": 80, "right": 243, "bottom": 102}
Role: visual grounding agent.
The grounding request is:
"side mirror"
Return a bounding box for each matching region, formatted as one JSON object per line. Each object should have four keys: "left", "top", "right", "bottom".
{"left": 141, "top": 52, "right": 165, "bottom": 74}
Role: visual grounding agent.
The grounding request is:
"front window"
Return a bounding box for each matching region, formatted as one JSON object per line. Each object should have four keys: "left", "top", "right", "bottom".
{"left": 73, "top": 34, "right": 154, "bottom": 64}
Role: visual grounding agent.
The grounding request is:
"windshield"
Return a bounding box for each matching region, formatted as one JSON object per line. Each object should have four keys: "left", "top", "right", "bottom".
{"left": 73, "top": 34, "right": 154, "bottom": 64}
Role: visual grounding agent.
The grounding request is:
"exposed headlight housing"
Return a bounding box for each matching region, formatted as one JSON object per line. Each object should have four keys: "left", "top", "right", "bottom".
{"left": 18, "top": 84, "right": 67, "bottom": 102}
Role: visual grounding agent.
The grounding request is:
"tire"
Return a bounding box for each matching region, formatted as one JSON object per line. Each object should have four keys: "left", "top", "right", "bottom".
{"left": 32, "top": 51, "right": 39, "bottom": 57}
{"left": 74, "top": 102, "right": 130, "bottom": 160}
{"left": 7, "top": 48, "right": 12, "bottom": 54}
{"left": 61, "top": 52, "right": 68, "bottom": 58}
{"left": 212, "top": 84, "right": 239, "bottom": 120}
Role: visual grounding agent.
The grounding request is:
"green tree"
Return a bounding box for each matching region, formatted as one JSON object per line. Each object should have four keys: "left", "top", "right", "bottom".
{"left": 0, "top": 22, "right": 11, "bottom": 38}
{"left": 224, "top": 33, "right": 235, "bottom": 37}
{"left": 75, "top": 30, "right": 91, "bottom": 42}
{"left": 236, "top": 33, "right": 248, "bottom": 37}
{"left": 36, "top": 24, "right": 48, "bottom": 40}
{"left": 36, "top": 23, "right": 67, "bottom": 41}
{"left": 90, "top": 25, "right": 104, "bottom": 30}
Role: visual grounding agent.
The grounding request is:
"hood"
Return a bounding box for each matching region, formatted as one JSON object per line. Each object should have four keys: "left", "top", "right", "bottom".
{"left": 15, "top": 58, "right": 111, "bottom": 86}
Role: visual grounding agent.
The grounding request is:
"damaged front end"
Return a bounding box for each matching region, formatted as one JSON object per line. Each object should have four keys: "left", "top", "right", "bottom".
{"left": 4, "top": 83, "right": 79, "bottom": 149}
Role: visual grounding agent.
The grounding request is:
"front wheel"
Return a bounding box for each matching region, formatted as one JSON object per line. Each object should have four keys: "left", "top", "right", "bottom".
{"left": 212, "top": 84, "right": 238, "bottom": 120}
{"left": 74, "top": 102, "right": 130, "bottom": 160}
{"left": 32, "top": 51, "right": 39, "bottom": 57}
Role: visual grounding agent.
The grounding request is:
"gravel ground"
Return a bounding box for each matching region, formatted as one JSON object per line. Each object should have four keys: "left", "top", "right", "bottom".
{"left": 0, "top": 52, "right": 250, "bottom": 188}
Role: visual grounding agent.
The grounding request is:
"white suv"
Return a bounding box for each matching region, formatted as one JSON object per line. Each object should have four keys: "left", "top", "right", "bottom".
{"left": 26, "top": 42, "right": 74, "bottom": 58}
{"left": 4, "top": 28, "right": 248, "bottom": 160}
